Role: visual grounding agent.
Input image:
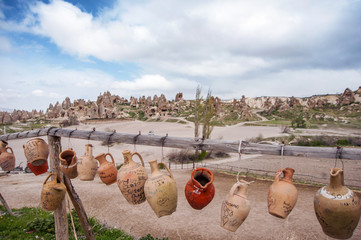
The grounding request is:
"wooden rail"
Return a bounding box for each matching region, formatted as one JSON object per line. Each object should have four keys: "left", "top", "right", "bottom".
{"left": 1, "top": 127, "right": 360, "bottom": 160}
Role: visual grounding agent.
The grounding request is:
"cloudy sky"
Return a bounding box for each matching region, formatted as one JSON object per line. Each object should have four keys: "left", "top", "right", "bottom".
{"left": 1, "top": 0, "right": 361, "bottom": 111}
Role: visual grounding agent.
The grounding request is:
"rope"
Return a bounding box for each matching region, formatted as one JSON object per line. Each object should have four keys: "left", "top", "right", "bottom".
{"left": 66, "top": 195, "right": 78, "bottom": 240}
{"left": 133, "top": 131, "right": 141, "bottom": 152}
{"left": 334, "top": 146, "right": 344, "bottom": 169}
{"left": 160, "top": 134, "right": 168, "bottom": 162}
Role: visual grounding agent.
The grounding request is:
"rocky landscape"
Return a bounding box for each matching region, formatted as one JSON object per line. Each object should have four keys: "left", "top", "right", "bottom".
{"left": 0, "top": 87, "right": 360, "bottom": 126}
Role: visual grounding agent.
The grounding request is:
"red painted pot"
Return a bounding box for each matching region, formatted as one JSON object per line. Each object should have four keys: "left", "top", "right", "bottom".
{"left": 27, "top": 161, "right": 48, "bottom": 176}
{"left": 185, "top": 168, "right": 215, "bottom": 210}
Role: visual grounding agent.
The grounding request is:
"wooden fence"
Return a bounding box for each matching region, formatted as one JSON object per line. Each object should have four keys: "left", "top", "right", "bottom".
{"left": 1, "top": 127, "right": 361, "bottom": 240}
{"left": 1, "top": 127, "right": 360, "bottom": 160}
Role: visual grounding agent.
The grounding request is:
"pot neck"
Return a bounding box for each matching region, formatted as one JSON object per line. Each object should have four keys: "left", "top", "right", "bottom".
{"left": 149, "top": 160, "right": 161, "bottom": 176}
{"left": 122, "top": 150, "right": 134, "bottom": 165}
{"left": 95, "top": 154, "right": 106, "bottom": 164}
{"left": 85, "top": 144, "right": 93, "bottom": 156}
{"left": 329, "top": 168, "right": 344, "bottom": 188}
{"left": 192, "top": 168, "right": 214, "bottom": 189}
{"left": 282, "top": 168, "right": 295, "bottom": 183}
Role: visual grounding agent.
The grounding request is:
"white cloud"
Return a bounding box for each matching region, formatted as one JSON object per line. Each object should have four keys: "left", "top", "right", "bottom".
{"left": 0, "top": 36, "right": 12, "bottom": 51}
{"left": 32, "top": 89, "right": 44, "bottom": 96}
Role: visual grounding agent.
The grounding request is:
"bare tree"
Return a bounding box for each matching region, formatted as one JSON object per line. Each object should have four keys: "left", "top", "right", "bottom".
{"left": 194, "top": 85, "right": 202, "bottom": 139}
{"left": 202, "top": 89, "right": 215, "bottom": 139}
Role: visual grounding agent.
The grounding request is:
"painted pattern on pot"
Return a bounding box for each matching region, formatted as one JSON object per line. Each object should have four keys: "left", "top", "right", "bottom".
{"left": 59, "top": 148, "right": 78, "bottom": 179}
{"left": 77, "top": 144, "right": 98, "bottom": 181}
{"left": 185, "top": 168, "right": 215, "bottom": 210}
{"left": 267, "top": 168, "right": 298, "bottom": 218}
{"left": 314, "top": 168, "right": 361, "bottom": 239}
{"left": 221, "top": 180, "right": 251, "bottom": 232}
{"left": 117, "top": 150, "right": 147, "bottom": 205}
{"left": 144, "top": 160, "right": 177, "bottom": 217}
{"left": 23, "top": 138, "right": 49, "bottom": 166}
{"left": 95, "top": 153, "right": 117, "bottom": 185}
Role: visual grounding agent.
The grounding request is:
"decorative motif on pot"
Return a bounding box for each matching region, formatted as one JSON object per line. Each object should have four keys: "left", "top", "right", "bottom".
{"left": 59, "top": 148, "right": 78, "bottom": 179}
{"left": 23, "top": 138, "right": 49, "bottom": 166}
{"left": 0, "top": 140, "right": 15, "bottom": 171}
{"left": 221, "top": 180, "right": 252, "bottom": 232}
{"left": 314, "top": 168, "right": 361, "bottom": 239}
{"left": 185, "top": 167, "right": 215, "bottom": 210}
{"left": 77, "top": 144, "right": 98, "bottom": 181}
{"left": 144, "top": 160, "right": 177, "bottom": 217}
{"left": 267, "top": 168, "right": 298, "bottom": 218}
{"left": 117, "top": 150, "right": 148, "bottom": 205}
{"left": 95, "top": 153, "right": 117, "bottom": 185}
{"left": 41, "top": 173, "right": 66, "bottom": 211}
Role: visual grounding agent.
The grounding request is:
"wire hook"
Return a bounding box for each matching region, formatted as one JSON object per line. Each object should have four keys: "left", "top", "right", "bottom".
{"left": 68, "top": 128, "right": 77, "bottom": 148}
{"left": 88, "top": 128, "right": 96, "bottom": 144}
{"left": 107, "top": 130, "right": 116, "bottom": 153}
{"left": 238, "top": 140, "right": 243, "bottom": 160}
{"left": 160, "top": 133, "right": 168, "bottom": 162}
{"left": 334, "top": 146, "right": 344, "bottom": 169}
{"left": 133, "top": 131, "right": 141, "bottom": 152}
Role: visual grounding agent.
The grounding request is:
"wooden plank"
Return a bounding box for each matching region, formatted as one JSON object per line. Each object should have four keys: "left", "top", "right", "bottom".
{"left": 63, "top": 176, "right": 96, "bottom": 240}
{"left": 0, "top": 127, "right": 360, "bottom": 160}
{"left": 48, "top": 135, "right": 69, "bottom": 240}
{"left": 0, "top": 193, "right": 15, "bottom": 216}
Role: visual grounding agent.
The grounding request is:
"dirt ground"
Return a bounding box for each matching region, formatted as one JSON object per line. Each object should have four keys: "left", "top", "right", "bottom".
{"left": 1, "top": 120, "right": 361, "bottom": 239}
{"left": 1, "top": 170, "right": 360, "bottom": 240}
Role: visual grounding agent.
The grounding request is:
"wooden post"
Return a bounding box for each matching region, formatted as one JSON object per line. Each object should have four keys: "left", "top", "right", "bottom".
{"left": 48, "top": 135, "right": 69, "bottom": 240}
{"left": 64, "top": 176, "right": 96, "bottom": 240}
{"left": 0, "top": 193, "right": 15, "bottom": 216}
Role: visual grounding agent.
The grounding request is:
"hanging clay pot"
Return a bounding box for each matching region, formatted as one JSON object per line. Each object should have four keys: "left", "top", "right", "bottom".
{"left": 314, "top": 168, "right": 361, "bottom": 239}
{"left": 59, "top": 148, "right": 78, "bottom": 179}
{"left": 77, "top": 144, "right": 98, "bottom": 181}
{"left": 117, "top": 150, "right": 148, "bottom": 205}
{"left": 0, "top": 140, "right": 15, "bottom": 171}
{"left": 185, "top": 167, "right": 215, "bottom": 210}
{"left": 27, "top": 161, "right": 48, "bottom": 176}
{"left": 144, "top": 160, "right": 177, "bottom": 217}
{"left": 267, "top": 168, "right": 298, "bottom": 218}
{"left": 23, "top": 138, "right": 49, "bottom": 166}
{"left": 95, "top": 153, "right": 117, "bottom": 185}
{"left": 221, "top": 180, "right": 252, "bottom": 232}
{"left": 41, "top": 173, "right": 66, "bottom": 211}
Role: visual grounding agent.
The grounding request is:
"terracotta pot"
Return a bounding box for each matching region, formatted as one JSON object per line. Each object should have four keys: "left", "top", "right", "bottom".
{"left": 59, "top": 148, "right": 78, "bottom": 179}
{"left": 117, "top": 150, "right": 147, "bottom": 205}
{"left": 185, "top": 167, "right": 215, "bottom": 210}
{"left": 77, "top": 144, "right": 98, "bottom": 181}
{"left": 144, "top": 160, "right": 177, "bottom": 217}
{"left": 27, "top": 162, "right": 48, "bottom": 176}
{"left": 95, "top": 153, "right": 117, "bottom": 185}
{"left": 0, "top": 140, "right": 15, "bottom": 171}
{"left": 267, "top": 168, "right": 298, "bottom": 218}
{"left": 41, "top": 173, "right": 66, "bottom": 211}
{"left": 23, "top": 138, "right": 49, "bottom": 166}
{"left": 314, "top": 168, "right": 361, "bottom": 239}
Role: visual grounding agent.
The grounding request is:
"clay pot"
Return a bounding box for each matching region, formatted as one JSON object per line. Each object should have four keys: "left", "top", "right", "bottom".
{"left": 23, "top": 138, "right": 49, "bottom": 166}
{"left": 267, "top": 168, "right": 298, "bottom": 218}
{"left": 185, "top": 168, "right": 215, "bottom": 210}
{"left": 59, "top": 148, "right": 78, "bottom": 179}
{"left": 95, "top": 153, "right": 117, "bottom": 185}
{"left": 41, "top": 173, "right": 66, "bottom": 211}
{"left": 27, "top": 162, "right": 48, "bottom": 176}
{"left": 0, "top": 140, "right": 15, "bottom": 171}
{"left": 221, "top": 180, "right": 251, "bottom": 232}
{"left": 314, "top": 168, "right": 361, "bottom": 239}
{"left": 77, "top": 144, "right": 98, "bottom": 181}
{"left": 117, "top": 150, "right": 147, "bottom": 205}
{"left": 144, "top": 160, "right": 177, "bottom": 217}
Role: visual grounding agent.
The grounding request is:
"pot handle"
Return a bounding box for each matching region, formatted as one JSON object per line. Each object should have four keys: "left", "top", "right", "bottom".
{"left": 158, "top": 162, "right": 174, "bottom": 180}
{"left": 105, "top": 153, "right": 115, "bottom": 165}
{"left": 132, "top": 152, "right": 145, "bottom": 167}
{"left": 43, "top": 173, "right": 55, "bottom": 185}
{"left": 6, "top": 147, "right": 14, "bottom": 154}
{"left": 274, "top": 169, "right": 283, "bottom": 182}
{"left": 229, "top": 183, "right": 240, "bottom": 196}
